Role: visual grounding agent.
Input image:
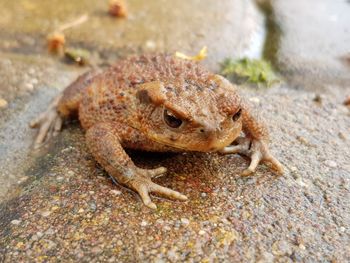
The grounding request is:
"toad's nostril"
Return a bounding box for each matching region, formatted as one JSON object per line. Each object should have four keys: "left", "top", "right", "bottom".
{"left": 200, "top": 128, "right": 205, "bottom": 133}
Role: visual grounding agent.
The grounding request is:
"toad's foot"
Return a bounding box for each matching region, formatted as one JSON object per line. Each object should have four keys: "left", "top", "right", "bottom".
{"left": 125, "top": 170, "right": 187, "bottom": 209}
{"left": 219, "top": 136, "right": 283, "bottom": 176}
{"left": 30, "top": 94, "right": 63, "bottom": 149}
{"left": 136, "top": 166, "right": 167, "bottom": 178}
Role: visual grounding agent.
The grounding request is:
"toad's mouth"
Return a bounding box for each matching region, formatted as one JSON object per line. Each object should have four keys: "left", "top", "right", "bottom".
{"left": 145, "top": 132, "right": 238, "bottom": 153}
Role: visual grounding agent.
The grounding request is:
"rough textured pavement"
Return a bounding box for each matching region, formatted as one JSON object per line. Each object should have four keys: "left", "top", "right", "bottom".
{"left": 0, "top": 0, "right": 350, "bottom": 262}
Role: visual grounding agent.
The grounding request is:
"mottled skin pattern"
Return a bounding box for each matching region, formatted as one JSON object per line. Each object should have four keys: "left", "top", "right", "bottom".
{"left": 30, "top": 54, "right": 283, "bottom": 209}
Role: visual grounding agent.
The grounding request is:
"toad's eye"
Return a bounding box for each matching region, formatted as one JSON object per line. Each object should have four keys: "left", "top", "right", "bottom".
{"left": 232, "top": 108, "right": 242, "bottom": 121}
{"left": 163, "top": 109, "right": 183, "bottom": 128}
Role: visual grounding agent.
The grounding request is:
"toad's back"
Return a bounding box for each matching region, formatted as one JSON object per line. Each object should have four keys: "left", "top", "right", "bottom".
{"left": 78, "top": 54, "right": 214, "bottom": 130}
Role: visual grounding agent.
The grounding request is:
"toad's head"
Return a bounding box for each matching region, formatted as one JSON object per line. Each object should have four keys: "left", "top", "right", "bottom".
{"left": 136, "top": 75, "right": 243, "bottom": 152}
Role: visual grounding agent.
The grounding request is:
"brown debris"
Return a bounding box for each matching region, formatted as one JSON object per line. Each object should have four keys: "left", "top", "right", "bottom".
{"left": 109, "top": 0, "right": 128, "bottom": 18}
{"left": 344, "top": 95, "right": 350, "bottom": 106}
{"left": 47, "top": 32, "right": 65, "bottom": 54}
{"left": 46, "top": 14, "right": 89, "bottom": 55}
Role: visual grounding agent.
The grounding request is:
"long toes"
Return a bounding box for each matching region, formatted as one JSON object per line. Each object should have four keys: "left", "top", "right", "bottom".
{"left": 30, "top": 116, "right": 44, "bottom": 128}
{"left": 242, "top": 168, "right": 254, "bottom": 176}
{"left": 150, "top": 183, "right": 187, "bottom": 201}
{"left": 242, "top": 152, "right": 261, "bottom": 176}
{"left": 138, "top": 185, "right": 157, "bottom": 209}
{"left": 34, "top": 120, "right": 51, "bottom": 146}
{"left": 220, "top": 145, "right": 247, "bottom": 154}
{"left": 265, "top": 154, "right": 284, "bottom": 175}
{"left": 53, "top": 116, "right": 63, "bottom": 137}
{"left": 147, "top": 167, "right": 167, "bottom": 178}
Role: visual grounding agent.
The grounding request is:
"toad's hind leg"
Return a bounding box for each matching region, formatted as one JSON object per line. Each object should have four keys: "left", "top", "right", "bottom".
{"left": 30, "top": 70, "right": 99, "bottom": 148}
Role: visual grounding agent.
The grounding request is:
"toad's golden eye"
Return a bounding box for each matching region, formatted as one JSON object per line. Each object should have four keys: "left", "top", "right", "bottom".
{"left": 232, "top": 108, "right": 242, "bottom": 121}
{"left": 163, "top": 109, "right": 183, "bottom": 128}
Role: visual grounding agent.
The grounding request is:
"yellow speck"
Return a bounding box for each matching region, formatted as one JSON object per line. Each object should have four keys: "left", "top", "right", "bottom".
{"left": 16, "top": 241, "right": 24, "bottom": 249}
{"left": 0, "top": 98, "right": 8, "bottom": 108}
{"left": 51, "top": 206, "right": 60, "bottom": 211}
{"left": 175, "top": 46, "right": 208, "bottom": 61}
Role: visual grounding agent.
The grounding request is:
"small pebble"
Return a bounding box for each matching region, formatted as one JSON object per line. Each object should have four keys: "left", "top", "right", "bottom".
{"left": 324, "top": 160, "right": 337, "bottom": 168}
{"left": 31, "top": 78, "right": 38, "bottom": 85}
{"left": 116, "top": 240, "right": 123, "bottom": 246}
{"left": 110, "top": 190, "right": 121, "bottom": 195}
{"left": 272, "top": 240, "right": 292, "bottom": 256}
{"left": 180, "top": 218, "right": 190, "bottom": 226}
{"left": 41, "top": 211, "right": 51, "bottom": 217}
{"left": 145, "top": 40, "right": 156, "bottom": 50}
{"left": 140, "top": 221, "right": 148, "bottom": 227}
{"left": 249, "top": 97, "right": 260, "bottom": 104}
{"left": 313, "top": 94, "right": 323, "bottom": 104}
{"left": 198, "top": 230, "right": 206, "bottom": 235}
{"left": 0, "top": 98, "right": 8, "bottom": 108}
{"left": 201, "top": 192, "right": 207, "bottom": 198}
{"left": 67, "top": 170, "right": 75, "bottom": 176}
{"left": 56, "top": 176, "right": 64, "bottom": 182}
{"left": 299, "top": 244, "right": 306, "bottom": 250}
{"left": 24, "top": 83, "right": 34, "bottom": 91}
{"left": 11, "top": 219, "right": 21, "bottom": 225}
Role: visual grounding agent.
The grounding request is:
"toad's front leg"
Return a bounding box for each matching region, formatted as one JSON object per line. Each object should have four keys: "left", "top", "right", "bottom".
{"left": 86, "top": 122, "right": 187, "bottom": 209}
{"left": 220, "top": 103, "right": 283, "bottom": 176}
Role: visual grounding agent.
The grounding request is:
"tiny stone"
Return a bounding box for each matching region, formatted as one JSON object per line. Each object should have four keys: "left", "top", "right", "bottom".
{"left": 56, "top": 176, "right": 64, "bottom": 182}
{"left": 201, "top": 192, "right": 207, "bottom": 198}
{"left": 324, "top": 160, "right": 337, "bottom": 168}
{"left": 110, "top": 190, "right": 121, "bottom": 195}
{"left": 339, "top": 226, "right": 345, "bottom": 232}
{"left": 24, "top": 83, "right": 34, "bottom": 91}
{"left": 156, "top": 219, "right": 164, "bottom": 224}
{"left": 31, "top": 78, "right": 38, "bottom": 85}
{"left": 45, "top": 228, "right": 55, "bottom": 235}
{"left": 140, "top": 220, "right": 148, "bottom": 227}
{"left": 67, "top": 170, "right": 75, "bottom": 176}
{"left": 272, "top": 240, "right": 292, "bottom": 256}
{"left": 180, "top": 218, "right": 190, "bottom": 225}
{"left": 117, "top": 240, "right": 123, "bottom": 246}
{"left": 145, "top": 40, "right": 156, "bottom": 50}
{"left": 199, "top": 230, "right": 206, "bottom": 235}
{"left": 249, "top": 97, "right": 260, "bottom": 104}
{"left": 89, "top": 202, "right": 97, "bottom": 211}
{"left": 313, "top": 94, "right": 322, "bottom": 103}
{"left": 299, "top": 244, "right": 306, "bottom": 250}
{"left": 0, "top": 98, "right": 8, "bottom": 108}
{"left": 28, "top": 68, "right": 36, "bottom": 75}
{"left": 164, "top": 225, "right": 171, "bottom": 231}
{"left": 78, "top": 208, "right": 85, "bottom": 213}
{"left": 41, "top": 211, "right": 51, "bottom": 217}
{"left": 338, "top": 132, "right": 347, "bottom": 140}
{"left": 11, "top": 219, "right": 21, "bottom": 225}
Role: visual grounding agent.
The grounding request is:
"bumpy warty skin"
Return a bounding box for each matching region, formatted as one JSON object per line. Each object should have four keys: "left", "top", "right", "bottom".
{"left": 31, "top": 54, "right": 283, "bottom": 209}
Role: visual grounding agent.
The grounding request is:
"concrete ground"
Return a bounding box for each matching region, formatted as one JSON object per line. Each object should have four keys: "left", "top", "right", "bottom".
{"left": 0, "top": 0, "right": 349, "bottom": 262}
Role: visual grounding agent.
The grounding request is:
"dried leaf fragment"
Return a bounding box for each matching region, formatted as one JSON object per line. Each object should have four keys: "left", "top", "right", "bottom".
{"left": 64, "top": 48, "right": 90, "bottom": 66}
{"left": 344, "top": 95, "right": 350, "bottom": 106}
{"left": 175, "top": 46, "right": 208, "bottom": 61}
{"left": 109, "top": 0, "right": 128, "bottom": 17}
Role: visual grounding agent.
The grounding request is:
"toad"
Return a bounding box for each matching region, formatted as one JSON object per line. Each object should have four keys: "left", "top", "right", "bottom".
{"left": 30, "top": 54, "right": 283, "bottom": 209}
